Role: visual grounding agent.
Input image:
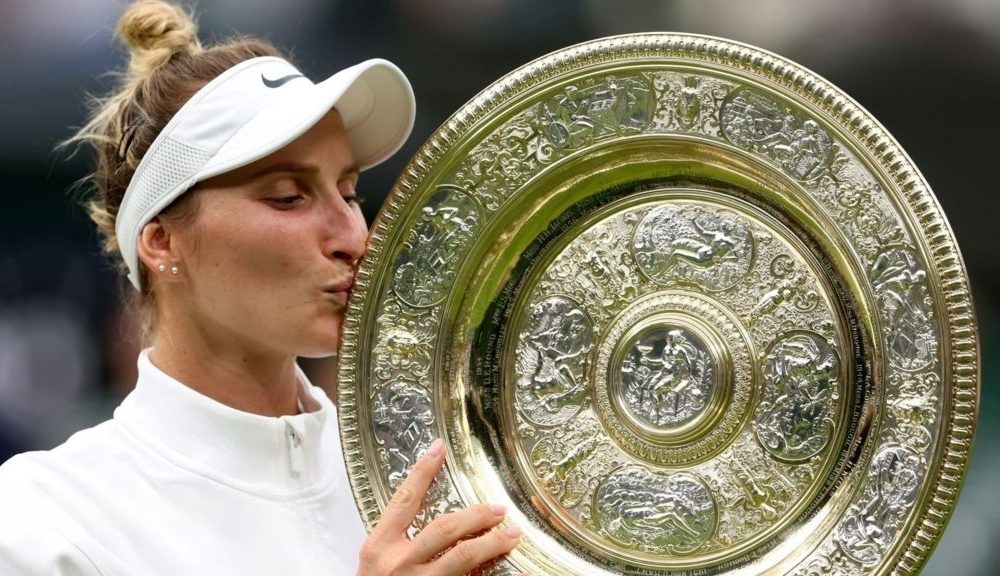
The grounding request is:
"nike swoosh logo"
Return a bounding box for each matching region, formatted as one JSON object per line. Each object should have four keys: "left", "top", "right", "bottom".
{"left": 261, "top": 73, "right": 305, "bottom": 88}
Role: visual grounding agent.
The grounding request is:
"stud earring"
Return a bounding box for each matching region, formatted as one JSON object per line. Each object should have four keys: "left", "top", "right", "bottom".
{"left": 170, "top": 265, "right": 180, "bottom": 276}
{"left": 158, "top": 264, "right": 166, "bottom": 273}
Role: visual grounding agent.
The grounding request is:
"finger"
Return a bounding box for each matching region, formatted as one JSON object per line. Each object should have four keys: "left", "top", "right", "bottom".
{"left": 429, "top": 524, "right": 522, "bottom": 576}
{"left": 408, "top": 503, "right": 507, "bottom": 564}
{"left": 374, "top": 438, "right": 446, "bottom": 537}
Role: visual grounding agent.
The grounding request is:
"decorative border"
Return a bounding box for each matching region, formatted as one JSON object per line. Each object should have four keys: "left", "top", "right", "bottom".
{"left": 338, "top": 33, "right": 979, "bottom": 574}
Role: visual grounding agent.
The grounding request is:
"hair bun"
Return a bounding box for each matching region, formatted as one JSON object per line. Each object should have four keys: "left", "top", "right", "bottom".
{"left": 117, "top": 0, "right": 202, "bottom": 77}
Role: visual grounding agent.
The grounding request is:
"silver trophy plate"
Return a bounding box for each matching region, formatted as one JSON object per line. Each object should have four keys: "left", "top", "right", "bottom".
{"left": 337, "top": 33, "right": 979, "bottom": 576}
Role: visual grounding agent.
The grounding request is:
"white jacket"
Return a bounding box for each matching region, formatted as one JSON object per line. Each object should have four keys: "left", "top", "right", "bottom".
{"left": 0, "top": 349, "right": 367, "bottom": 575}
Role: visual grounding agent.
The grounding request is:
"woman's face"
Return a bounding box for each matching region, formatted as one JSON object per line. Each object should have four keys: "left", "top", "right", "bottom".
{"left": 167, "top": 110, "right": 367, "bottom": 358}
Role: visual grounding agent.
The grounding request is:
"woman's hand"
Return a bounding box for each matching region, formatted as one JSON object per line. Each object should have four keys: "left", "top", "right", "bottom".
{"left": 357, "top": 439, "right": 522, "bottom": 576}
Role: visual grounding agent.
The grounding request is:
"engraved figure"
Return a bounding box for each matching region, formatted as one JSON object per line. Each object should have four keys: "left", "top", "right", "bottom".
{"left": 452, "top": 110, "right": 550, "bottom": 209}
{"left": 620, "top": 328, "right": 714, "bottom": 428}
{"left": 579, "top": 235, "right": 640, "bottom": 312}
{"left": 393, "top": 186, "right": 480, "bottom": 307}
{"left": 540, "top": 75, "right": 653, "bottom": 150}
{"left": 651, "top": 72, "right": 732, "bottom": 135}
{"left": 595, "top": 467, "right": 716, "bottom": 554}
{"left": 729, "top": 457, "right": 784, "bottom": 521}
{"left": 721, "top": 88, "right": 833, "bottom": 180}
{"left": 515, "top": 297, "right": 594, "bottom": 426}
{"left": 837, "top": 447, "right": 924, "bottom": 565}
{"left": 754, "top": 333, "right": 840, "bottom": 461}
{"left": 886, "top": 372, "right": 939, "bottom": 450}
{"left": 373, "top": 382, "right": 435, "bottom": 485}
{"left": 530, "top": 416, "right": 614, "bottom": 508}
{"left": 633, "top": 205, "right": 753, "bottom": 290}
{"left": 750, "top": 255, "right": 819, "bottom": 324}
{"left": 659, "top": 217, "right": 739, "bottom": 268}
{"left": 870, "top": 247, "right": 937, "bottom": 370}
{"left": 371, "top": 300, "right": 436, "bottom": 383}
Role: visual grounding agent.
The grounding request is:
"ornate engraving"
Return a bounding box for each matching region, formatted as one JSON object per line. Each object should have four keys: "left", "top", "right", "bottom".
{"left": 720, "top": 441, "right": 802, "bottom": 529}
{"left": 534, "top": 212, "right": 645, "bottom": 326}
{"left": 471, "top": 561, "right": 520, "bottom": 576}
{"left": 595, "top": 467, "right": 716, "bottom": 554}
{"left": 620, "top": 327, "right": 715, "bottom": 428}
{"left": 449, "top": 75, "right": 655, "bottom": 214}
{"left": 450, "top": 109, "right": 550, "bottom": 211}
{"left": 702, "top": 437, "right": 813, "bottom": 549}
{"left": 371, "top": 299, "right": 437, "bottom": 384}
{"left": 884, "top": 371, "right": 939, "bottom": 451}
{"left": 633, "top": 205, "right": 753, "bottom": 290}
{"left": 373, "top": 381, "right": 435, "bottom": 486}
{"left": 528, "top": 413, "right": 620, "bottom": 509}
{"left": 721, "top": 88, "right": 834, "bottom": 181}
{"left": 870, "top": 247, "right": 937, "bottom": 371}
{"left": 749, "top": 254, "right": 820, "bottom": 326}
{"left": 792, "top": 548, "right": 866, "bottom": 576}
{"left": 837, "top": 446, "right": 925, "bottom": 565}
{"left": 515, "top": 296, "right": 595, "bottom": 426}
{"left": 393, "top": 185, "right": 480, "bottom": 307}
{"left": 410, "top": 482, "right": 464, "bottom": 536}
{"left": 754, "top": 332, "right": 840, "bottom": 462}
{"left": 540, "top": 75, "right": 655, "bottom": 150}
{"left": 341, "top": 34, "right": 976, "bottom": 575}
{"left": 830, "top": 180, "right": 905, "bottom": 261}
{"left": 591, "top": 291, "right": 755, "bottom": 466}
{"left": 650, "top": 73, "right": 732, "bottom": 135}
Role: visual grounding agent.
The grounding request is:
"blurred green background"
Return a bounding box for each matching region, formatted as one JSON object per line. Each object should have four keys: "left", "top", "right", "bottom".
{"left": 0, "top": 0, "right": 994, "bottom": 573}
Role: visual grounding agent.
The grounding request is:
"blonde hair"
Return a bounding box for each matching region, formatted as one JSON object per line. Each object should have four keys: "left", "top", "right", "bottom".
{"left": 65, "top": 0, "right": 287, "bottom": 342}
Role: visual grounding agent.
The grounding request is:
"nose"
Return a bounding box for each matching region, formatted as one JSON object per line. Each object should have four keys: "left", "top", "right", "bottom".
{"left": 324, "top": 195, "right": 368, "bottom": 263}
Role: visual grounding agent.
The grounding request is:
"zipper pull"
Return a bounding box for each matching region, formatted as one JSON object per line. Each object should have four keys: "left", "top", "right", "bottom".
{"left": 285, "top": 421, "right": 304, "bottom": 480}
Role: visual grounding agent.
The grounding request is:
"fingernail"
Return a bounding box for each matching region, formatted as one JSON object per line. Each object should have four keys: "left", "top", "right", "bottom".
{"left": 427, "top": 439, "right": 444, "bottom": 457}
{"left": 505, "top": 525, "right": 522, "bottom": 539}
{"left": 490, "top": 504, "right": 506, "bottom": 516}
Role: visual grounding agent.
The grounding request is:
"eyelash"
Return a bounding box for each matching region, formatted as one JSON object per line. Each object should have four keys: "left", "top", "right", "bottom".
{"left": 267, "top": 190, "right": 363, "bottom": 208}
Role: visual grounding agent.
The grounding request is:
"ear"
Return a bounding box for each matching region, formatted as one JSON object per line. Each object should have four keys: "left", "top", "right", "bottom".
{"left": 136, "top": 217, "right": 183, "bottom": 284}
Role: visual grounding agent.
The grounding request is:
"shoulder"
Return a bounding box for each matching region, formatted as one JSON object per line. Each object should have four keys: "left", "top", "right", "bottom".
{"left": 0, "top": 498, "right": 103, "bottom": 575}
{"left": 0, "top": 419, "right": 136, "bottom": 496}
{"left": 0, "top": 423, "right": 128, "bottom": 575}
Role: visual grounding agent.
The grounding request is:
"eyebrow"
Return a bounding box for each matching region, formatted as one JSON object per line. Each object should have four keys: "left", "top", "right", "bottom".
{"left": 249, "top": 161, "right": 360, "bottom": 180}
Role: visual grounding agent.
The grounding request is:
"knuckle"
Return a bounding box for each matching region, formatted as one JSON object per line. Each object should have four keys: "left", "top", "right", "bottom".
{"left": 453, "top": 540, "right": 479, "bottom": 565}
{"left": 358, "top": 537, "right": 382, "bottom": 564}
{"left": 431, "top": 513, "right": 458, "bottom": 539}
{"left": 392, "top": 485, "right": 419, "bottom": 508}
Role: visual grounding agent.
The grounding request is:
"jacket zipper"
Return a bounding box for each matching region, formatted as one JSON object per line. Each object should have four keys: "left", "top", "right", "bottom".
{"left": 285, "top": 421, "right": 304, "bottom": 481}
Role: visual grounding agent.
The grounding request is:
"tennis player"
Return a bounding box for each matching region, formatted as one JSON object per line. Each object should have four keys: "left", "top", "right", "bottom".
{"left": 0, "top": 1, "right": 521, "bottom": 574}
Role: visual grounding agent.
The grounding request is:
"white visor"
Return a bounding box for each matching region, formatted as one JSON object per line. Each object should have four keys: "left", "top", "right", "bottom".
{"left": 115, "top": 56, "right": 415, "bottom": 290}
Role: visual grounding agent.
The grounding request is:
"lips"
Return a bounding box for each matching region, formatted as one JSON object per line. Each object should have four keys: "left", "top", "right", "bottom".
{"left": 324, "top": 276, "right": 355, "bottom": 297}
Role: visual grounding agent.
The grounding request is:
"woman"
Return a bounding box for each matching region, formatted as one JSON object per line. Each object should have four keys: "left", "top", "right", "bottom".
{"left": 0, "top": 1, "right": 521, "bottom": 574}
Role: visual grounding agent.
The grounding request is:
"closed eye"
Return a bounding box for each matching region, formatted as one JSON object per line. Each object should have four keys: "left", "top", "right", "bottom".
{"left": 267, "top": 194, "right": 305, "bottom": 208}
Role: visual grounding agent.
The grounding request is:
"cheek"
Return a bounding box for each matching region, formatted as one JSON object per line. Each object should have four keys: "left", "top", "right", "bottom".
{"left": 194, "top": 217, "right": 302, "bottom": 285}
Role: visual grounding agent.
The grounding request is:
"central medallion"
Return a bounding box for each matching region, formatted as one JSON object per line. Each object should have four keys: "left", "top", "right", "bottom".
{"left": 593, "top": 292, "right": 752, "bottom": 465}
{"left": 617, "top": 324, "right": 716, "bottom": 433}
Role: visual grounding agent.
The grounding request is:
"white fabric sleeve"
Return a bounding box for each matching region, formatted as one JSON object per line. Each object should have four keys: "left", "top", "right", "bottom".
{"left": 0, "top": 499, "right": 102, "bottom": 576}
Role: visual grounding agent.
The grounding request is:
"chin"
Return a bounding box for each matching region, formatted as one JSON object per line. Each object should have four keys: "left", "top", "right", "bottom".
{"left": 295, "top": 323, "right": 342, "bottom": 358}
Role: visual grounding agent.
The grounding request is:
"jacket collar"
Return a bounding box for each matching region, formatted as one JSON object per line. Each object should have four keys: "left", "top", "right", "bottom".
{"left": 114, "top": 349, "right": 341, "bottom": 497}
